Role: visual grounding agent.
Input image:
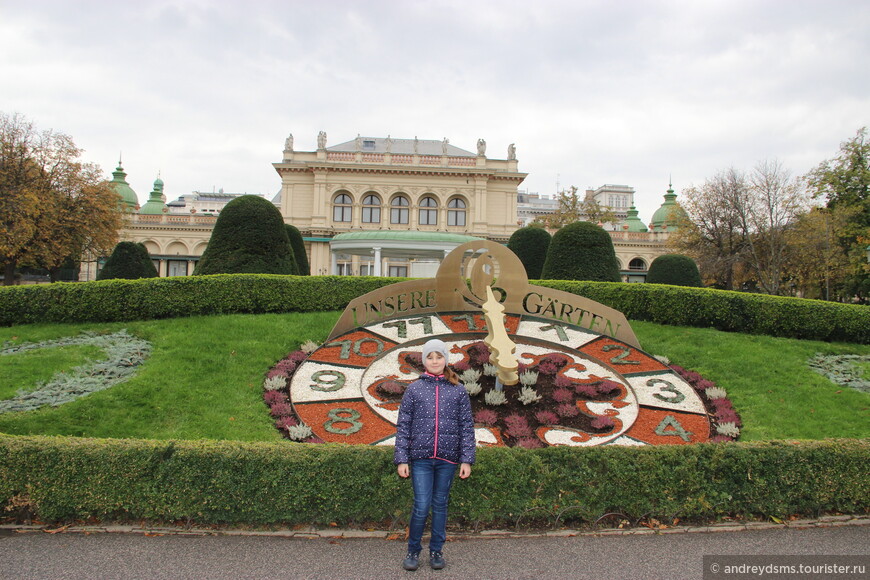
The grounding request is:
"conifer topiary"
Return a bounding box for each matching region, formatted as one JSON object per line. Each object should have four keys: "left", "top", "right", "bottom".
{"left": 507, "top": 225, "right": 551, "bottom": 279}
{"left": 285, "top": 224, "right": 310, "bottom": 276}
{"left": 194, "top": 195, "right": 298, "bottom": 275}
{"left": 540, "top": 221, "right": 621, "bottom": 282}
{"left": 96, "top": 242, "right": 158, "bottom": 280}
{"left": 646, "top": 254, "right": 703, "bottom": 287}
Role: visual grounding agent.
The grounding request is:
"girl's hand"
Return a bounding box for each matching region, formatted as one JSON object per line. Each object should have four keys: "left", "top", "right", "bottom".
{"left": 397, "top": 463, "right": 410, "bottom": 478}
{"left": 459, "top": 463, "right": 472, "bottom": 479}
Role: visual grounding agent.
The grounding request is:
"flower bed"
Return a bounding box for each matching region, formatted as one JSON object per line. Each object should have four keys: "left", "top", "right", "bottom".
{"left": 264, "top": 340, "right": 741, "bottom": 447}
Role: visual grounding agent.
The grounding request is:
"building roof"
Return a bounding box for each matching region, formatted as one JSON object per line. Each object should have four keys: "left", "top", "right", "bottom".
{"left": 109, "top": 161, "right": 139, "bottom": 209}
{"left": 139, "top": 176, "right": 167, "bottom": 215}
{"left": 330, "top": 230, "right": 484, "bottom": 260}
{"left": 332, "top": 231, "right": 482, "bottom": 243}
{"left": 650, "top": 183, "right": 688, "bottom": 230}
{"left": 328, "top": 136, "right": 476, "bottom": 157}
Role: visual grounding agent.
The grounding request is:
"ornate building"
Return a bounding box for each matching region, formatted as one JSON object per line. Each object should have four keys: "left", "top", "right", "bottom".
{"left": 90, "top": 134, "right": 681, "bottom": 283}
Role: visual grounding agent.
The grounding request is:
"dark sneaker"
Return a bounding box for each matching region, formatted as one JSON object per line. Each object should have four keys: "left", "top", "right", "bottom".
{"left": 429, "top": 551, "right": 445, "bottom": 570}
{"left": 403, "top": 551, "right": 420, "bottom": 571}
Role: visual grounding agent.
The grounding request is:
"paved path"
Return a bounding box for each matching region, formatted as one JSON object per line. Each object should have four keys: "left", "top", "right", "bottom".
{"left": 1, "top": 519, "right": 868, "bottom": 579}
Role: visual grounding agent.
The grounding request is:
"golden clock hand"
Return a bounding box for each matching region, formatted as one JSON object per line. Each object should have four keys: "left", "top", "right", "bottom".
{"left": 482, "top": 285, "right": 519, "bottom": 386}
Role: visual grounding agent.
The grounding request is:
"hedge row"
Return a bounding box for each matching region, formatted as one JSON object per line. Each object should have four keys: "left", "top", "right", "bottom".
{"left": 535, "top": 280, "right": 870, "bottom": 344}
{"left": 1, "top": 275, "right": 867, "bottom": 343}
{"left": 1, "top": 435, "right": 866, "bottom": 526}
{"left": 0, "top": 275, "right": 399, "bottom": 326}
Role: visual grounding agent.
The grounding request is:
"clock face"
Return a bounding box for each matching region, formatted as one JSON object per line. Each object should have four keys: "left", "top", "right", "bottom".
{"left": 288, "top": 311, "right": 712, "bottom": 448}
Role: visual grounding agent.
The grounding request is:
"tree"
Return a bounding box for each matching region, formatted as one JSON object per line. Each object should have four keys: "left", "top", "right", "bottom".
{"left": 534, "top": 186, "right": 617, "bottom": 229}
{"left": 0, "top": 112, "right": 122, "bottom": 285}
{"left": 783, "top": 206, "right": 856, "bottom": 300}
{"left": 285, "top": 224, "right": 309, "bottom": 276}
{"left": 645, "top": 254, "right": 703, "bottom": 287}
{"left": 194, "top": 195, "right": 298, "bottom": 275}
{"left": 541, "top": 221, "right": 621, "bottom": 282}
{"left": 740, "top": 160, "right": 808, "bottom": 295}
{"left": 507, "top": 225, "right": 551, "bottom": 279}
{"left": 803, "top": 127, "right": 870, "bottom": 302}
{"left": 96, "top": 241, "right": 158, "bottom": 280}
{"left": 667, "top": 168, "right": 750, "bottom": 290}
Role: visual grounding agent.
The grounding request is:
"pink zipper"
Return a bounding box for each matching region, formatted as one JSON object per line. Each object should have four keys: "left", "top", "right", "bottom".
{"left": 432, "top": 382, "right": 440, "bottom": 458}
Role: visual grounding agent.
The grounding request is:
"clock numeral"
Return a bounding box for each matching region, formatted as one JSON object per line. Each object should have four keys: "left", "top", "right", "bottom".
{"left": 654, "top": 415, "right": 693, "bottom": 442}
{"left": 382, "top": 316, "right": 433, "bottom": 339}
{"left": 325, "top": 337, "right": 385, "bottom": 359}
{"left": 602, "top": 344, "right": 641, "bottom": 365}
{"left": 324, "top": 408, "right": 363, "bottom": 435}
{"left": 451, "top": 314, "right": 480, "bottom": 331}
{"left": 310, "top": 370, "right": 346, "bottom": 392}
{"left": 645, "top": 378, "right": 685, "bottom": 403}
{"left": 539, "top": 323, "right": 569, "bottom": 342}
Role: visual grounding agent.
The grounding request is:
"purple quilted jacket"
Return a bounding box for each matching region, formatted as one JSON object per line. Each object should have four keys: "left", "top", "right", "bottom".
{"left": 394, "top": 373, "right": 476, "bottom": 465}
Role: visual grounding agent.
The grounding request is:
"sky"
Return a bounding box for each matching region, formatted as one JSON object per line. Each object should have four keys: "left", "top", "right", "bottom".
{"left": 2, "top": 0, "right": 868, "bottom": 222}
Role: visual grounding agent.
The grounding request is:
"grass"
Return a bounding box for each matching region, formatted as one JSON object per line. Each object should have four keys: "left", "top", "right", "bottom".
{"left": 0, "top": 313, "right": 868, "bottom": 442}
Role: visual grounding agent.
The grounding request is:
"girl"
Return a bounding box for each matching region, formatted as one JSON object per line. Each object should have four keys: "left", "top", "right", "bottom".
{"left": 394, "top": 338, "right": 476, "bottom": 571}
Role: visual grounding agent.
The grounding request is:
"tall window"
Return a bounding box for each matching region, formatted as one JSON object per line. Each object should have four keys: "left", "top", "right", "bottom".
{"left": 629, "top": 258, "right": 646, "bottom": 271}
{"left": 333, "top": 193, "right": 352, "bottom": 222}
{"left": 418, "top": 196, "right": 438, "bottom": 225}
{"left": 447, "top": 197, "right": 467, "bottom": 226}
{"left": 388, "top": 265, "right": 408, "bottom": 277}
{"left": 390, "top": 195, "right": 409, "bottom": 224}
{"left": 362, "top": 194, "right": 381, "bottom": 223}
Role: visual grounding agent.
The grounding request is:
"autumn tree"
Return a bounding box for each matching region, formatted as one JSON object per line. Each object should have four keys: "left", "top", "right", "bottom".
{"left": 803, "top": 127, "right": 870, "bottom": 301}
{"left": 668, "top": 162, "right": 806, "bottom": 294}
{"left": 0, "top": 112, "right": 122, "bottom": 285}
{"left": 668, "top": 168, "right": 750, "bottom": 290}
{"left": 740, "top": 160, "right": 808, "bottom": 295}
{"left": 534, "top": 186, "right": 617, "bottom": 229}
{"left": 783, "top": 205, "right": 856, "bottom": 300}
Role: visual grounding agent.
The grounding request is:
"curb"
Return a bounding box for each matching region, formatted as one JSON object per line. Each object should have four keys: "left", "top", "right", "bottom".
{"left": 2, "top": 515, "right": 868, "bottom": 539}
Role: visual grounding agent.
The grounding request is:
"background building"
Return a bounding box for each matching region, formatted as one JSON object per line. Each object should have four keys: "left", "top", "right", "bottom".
{"left": 92, "top": 134, "right": 681, "bottom": 282}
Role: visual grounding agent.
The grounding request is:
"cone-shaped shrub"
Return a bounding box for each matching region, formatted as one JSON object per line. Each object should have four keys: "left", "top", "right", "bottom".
{"left": 646, "top": 253, "right": 703, "bottom": 287}
{"left": 285, "top": 224, "right": 310, "bottom": 276}
{"left": 541, "top": 221, "right": 621, "bottom": 282}
{"left": 507, "top": 225, "right": 551, "bottom": 279}
{"left": 96, "top": 242, "right": 158, "bottom": 280}
{"left": 194, "top": 195, "right": 298, "bottom": 275}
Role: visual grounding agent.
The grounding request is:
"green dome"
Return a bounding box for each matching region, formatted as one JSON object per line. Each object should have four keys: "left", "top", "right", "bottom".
{"left": 139, "top": 175, "right": 167, "bottom": 215}
{"left": 109, "top": 161, "right": 139, "bottom": 210}
{"left": 624, "top": 205, "right": 648, "bottom": 232}
{"left": 650, "top": 183, "right": 687, "bottom": 230}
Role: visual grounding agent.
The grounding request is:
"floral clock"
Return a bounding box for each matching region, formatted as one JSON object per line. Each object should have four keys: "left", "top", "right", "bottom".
{"left": 268, "top": 240, "right": 738, "bottom": 448}
{"left": 286, "top": 311, "right": 714, "bottom": 448}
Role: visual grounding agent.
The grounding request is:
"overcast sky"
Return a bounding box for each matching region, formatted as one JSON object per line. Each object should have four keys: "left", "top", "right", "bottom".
{"left": 2, "top": 0, "right": 868, "bottom": 221}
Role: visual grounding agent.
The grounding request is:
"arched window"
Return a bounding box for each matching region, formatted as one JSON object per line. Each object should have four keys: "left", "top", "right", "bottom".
{"left": 447, "top": 197, "right": 467, "bottom": 226}
{"left": 362, "top": 194, "right": 381, "bottom": 223}
{"left": 629, "top": 258, "right": 646, "bottom": 271}
{"left": 332, "top": 193, "right": 352, "bottom": 222}
{"left": 390, "top": 195, "right": 409, "bottom": 224}
{"left": 418, "top": 195, "right": 438, "bottom": 226}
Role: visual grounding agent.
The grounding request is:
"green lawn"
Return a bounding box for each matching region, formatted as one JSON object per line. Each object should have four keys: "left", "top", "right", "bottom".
{"left": 0, "top": 313, "right": 867, "bottom": 441}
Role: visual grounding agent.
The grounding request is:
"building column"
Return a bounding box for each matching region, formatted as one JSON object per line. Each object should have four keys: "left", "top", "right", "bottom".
{"left": 373, "top": 247, "right": 382, "bottom": 276}
{"left": 330, "top": 251, "right": 338, "bottom": 275}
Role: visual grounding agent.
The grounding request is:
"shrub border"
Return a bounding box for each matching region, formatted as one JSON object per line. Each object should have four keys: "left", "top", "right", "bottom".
{"left": 0, "top": 435, "right": 866, "bottom": 526}
{"left": 0, "top": 275, "right": 867, "bottom": 343}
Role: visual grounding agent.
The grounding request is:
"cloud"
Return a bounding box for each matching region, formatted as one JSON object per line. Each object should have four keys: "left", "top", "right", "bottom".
{"left": 1, "top": 0, "right": 868, "bottom": 220}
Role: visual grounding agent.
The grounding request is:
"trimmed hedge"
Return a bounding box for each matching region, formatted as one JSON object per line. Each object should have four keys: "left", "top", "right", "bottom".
{"left": 1, "top": 435, "right": 866, "bottom": 526}
{"left": 534, "top": 280, "right": 870, "bottom": 344}
{"left": 645, "top": 253, "right": 703, "bottom": 287}
{"left": 0, "top": 275, "right": 400, "bottom": 326}
{"left": 1, "top": 275, "right": 867, "bottom": 344}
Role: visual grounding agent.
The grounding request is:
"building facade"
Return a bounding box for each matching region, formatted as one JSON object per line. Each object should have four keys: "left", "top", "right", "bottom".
{"left": 94, "top": 135, "right": 680, "bottom": 282}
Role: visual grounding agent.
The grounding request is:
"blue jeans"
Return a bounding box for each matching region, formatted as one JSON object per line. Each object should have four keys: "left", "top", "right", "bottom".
{"left": 408, "top": 458, "right": 457, "bottom": 553}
